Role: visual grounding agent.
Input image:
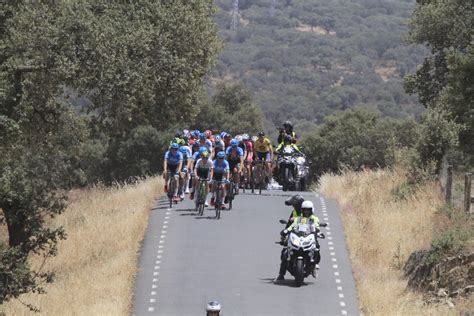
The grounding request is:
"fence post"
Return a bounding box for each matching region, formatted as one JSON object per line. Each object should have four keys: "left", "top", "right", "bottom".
{"left": 446, "top": 165, "right": 453, "bottom": 204}
{"left": 464, "top": 173, "right": 472, "bottom": 214}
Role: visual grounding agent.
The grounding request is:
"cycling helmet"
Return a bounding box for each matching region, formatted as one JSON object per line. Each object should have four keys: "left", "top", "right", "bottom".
{"left": 283, "top": 120, "right": 293, "bottom": 128}
{"left": 235, "top": 135, "right": 243, "bottom": 142}
{"left": 199, "top": 147, "right": 209, "bottom": 154}
{"left": 215, "top": 135, "right": 221, "bottom": 142}
{"left": 205, "top": 130, "right": 212, "bottom": 138}
{"left": 199, "top": 132, "right": 206, "bottom": 139}
{"left": 170, "top": 143, "right": 179, "bottom": 150}
{"left": 183, "top": 129, "right": 190, "bottom": 138}
{"left": 242, "top": 133, "right": 250, "bottom": 141}
{"left": 217, "top": 151, "right": 225, "bottom": 159}
{"left": 175, "top": 131, "right": 183, "bottom": 138}
{"left": 257, "top": 131, "right": 265, "bottom": 137}
{"left": 192, "top": 130, "right": 200, "bottom": 137}
{"left": 220, "top": 132, "right": 227, "bottom": 139}
{"left": 285, "top": 194, "right": 305, "bottom": 210}
{"left": 224, "top": 133, "right": 231, "bottom": 139}
{"left": 251, "top": 135, "right": 258, "bottom": 142}
{"left": 179, "top": 146, "right": 188, "bottom": 154}
{"left": 230, "top": 139, "right": 238, "bottom": 147}
{"left": 201, "top": 151, "right": 209, "bottom": 158}
{"left": 206, "top": 301, "right": 221, "bottom": 315}
{"left": 301, "top": 200, "right": 314, "bottom": 215}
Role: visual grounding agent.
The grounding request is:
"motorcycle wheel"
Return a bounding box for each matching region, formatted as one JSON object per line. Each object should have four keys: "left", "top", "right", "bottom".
{"left": 300, "top": 178, "right": 307, "bottom": 191}
{"left": 295, "top": 259, "right": 304, "bottom": 287}
{"left": 283, "top": 168, "right": 290, "bottom": 192}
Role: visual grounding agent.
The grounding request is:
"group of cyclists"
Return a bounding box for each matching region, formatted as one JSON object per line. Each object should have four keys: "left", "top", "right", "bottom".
{"left": 163, "top": 121, "right": 300, "bottom": 210}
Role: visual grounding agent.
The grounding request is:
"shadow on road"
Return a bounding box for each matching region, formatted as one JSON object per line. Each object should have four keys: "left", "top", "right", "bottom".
{"left": 260, "top": 278, "right": 314, "bottom": 288}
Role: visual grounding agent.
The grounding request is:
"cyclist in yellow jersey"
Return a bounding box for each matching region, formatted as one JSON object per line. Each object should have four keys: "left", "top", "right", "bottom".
{"left": 253, "top": 131, "right": 273, "bottom": 183}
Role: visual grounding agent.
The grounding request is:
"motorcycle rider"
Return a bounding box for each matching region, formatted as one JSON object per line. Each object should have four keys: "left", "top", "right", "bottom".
{"left": 275, "top": 135, "right": 302, "bottom": 156}
{"left": 277, "top": 120, "right": 297, "bottom": 144}
{"left": 284, "top": 194, "right": 305, "bottom": 228}
{"left": 275, "top": 200, "right": 321, "bottom": 281}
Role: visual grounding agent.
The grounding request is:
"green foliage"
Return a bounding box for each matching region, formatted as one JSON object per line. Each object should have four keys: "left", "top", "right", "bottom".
{"left": 0, "top": 0, "right": 221, "bottom": 303}
{"left": 302, "top": 107, "right": 418, "bottom": 180}
{"left": 213, "top": 0, "right": 427, "bottom": 133}
{"left": 406, "top": 0, "right": 474, "bottom": 165}
{"left": 424, "top": 227, "right": 471, "bottom": 266}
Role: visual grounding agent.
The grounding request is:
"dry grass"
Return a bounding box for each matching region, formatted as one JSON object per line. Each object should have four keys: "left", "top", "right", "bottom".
{"left": 1, "top": 177, "right": 162, "bottom": 315}
{"left": 319, "top": 168, "right": 471, "bottom": 315}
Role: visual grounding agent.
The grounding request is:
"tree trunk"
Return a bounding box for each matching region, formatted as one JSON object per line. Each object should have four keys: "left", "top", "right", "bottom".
{"left": 3, "top": 206, "right": 28, "bottom": 248}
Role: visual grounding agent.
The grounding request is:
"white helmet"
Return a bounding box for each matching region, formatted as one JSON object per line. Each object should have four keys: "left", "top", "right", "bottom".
{"left": 206, "top": 301, "right": 221, "bottom": 315}
{"left": 242, "top": 133, "right": 250, "bottom": 141}
{"left": 235, "top": 134, "right": 243, "bottom": 142}
{"left": 251, "top": 135, "right": 258, "bottom": 142}
{"left": 301, "top": 200, "right": 314, "bottom": 213}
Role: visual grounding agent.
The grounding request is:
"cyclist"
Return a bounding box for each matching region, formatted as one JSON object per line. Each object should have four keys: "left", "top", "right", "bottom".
{"left": 276, "top": 200, "right": 321, "bottom": 281}
{"left": 190, "top": 151, "right": 212, "bottom": 201}
{"left": 222, "top": 132, "right": 232, "bottom": 148}
{"left": 197, "top": 132, "right": 213, "bottom": 157}
{"left": 178, "top": 146, "right": 191, "bottom": 199}
{"left": 205, "top": 129, "right": 215, "bottom": 143}
{"left": 253, "top": 131, "right": 273, "bottom": 183}
{"left": 242, "top": 133, "right": 254, "bottom": 188}
{"left": 213, "top": 134, "right": 225, "bottom": 157}
{"left": 163, "top": 143, "right": 183, "bottom": 201}
{"left": 206, "top": 301, "right": 221, "bottom": 316}
{"left": 225, "top": 138, "right": 244, "bottom": 195}
{"left": 189, "top": 147, "right": 211, "bottom": 206}
{"left": 210, "top": 151, "right": 230, "bottom": 209}
{"left": 170, "top": 131, "right": 186, "bottom": 147}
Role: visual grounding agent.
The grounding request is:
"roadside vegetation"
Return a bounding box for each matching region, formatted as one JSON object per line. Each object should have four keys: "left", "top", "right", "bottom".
{"left": 1, "top": 177, "right": 162, "bottom": 315}
{"left": 319, "top": 167, "right": 473, "bottom": 314}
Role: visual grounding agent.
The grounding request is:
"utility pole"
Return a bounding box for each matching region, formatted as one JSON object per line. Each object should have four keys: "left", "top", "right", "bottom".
{"left": 230, "top": 0, "right": 240, "bottom": 29}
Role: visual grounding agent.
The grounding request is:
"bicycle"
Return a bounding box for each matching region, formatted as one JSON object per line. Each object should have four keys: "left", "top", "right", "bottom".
{"left": 195, "top": 177, "right": 209, "bottom": 216}
{"left": 167, "top": 171, "right": 178, "bottom": 208}
{"left": 213, "top": 180, "right": 226, "bottom": 219}
{"left": 252, "top": 159, "right": 266, "bottom": 195}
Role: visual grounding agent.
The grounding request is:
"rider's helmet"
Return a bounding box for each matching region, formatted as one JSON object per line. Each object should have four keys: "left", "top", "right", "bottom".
{"left": 201, "top": 151, "right": 209, "bottom": 159}
{"left": 192, "top": 130, "right": 201, "bottom": 138}
{"left": 170, "top": 143, "right": 179, "bottom": 150}
{"left": 214, "top": 135, "right": 221, "bottom": 142}
{"left": 199, "top": 147, "right": 209, "bottom": 154}
{"left": 257, "top": 131, "right": 265, "bottom": 137}
{"left": 283, "top": 120, "right": 293, "bottom": 129}
{"left": 230, "top": 139, "right": 238, "bottom": 147}
{"left": 285, "top": 194, "right": 305, "bottom": 212}
{"left": 179, "top": 146, "right": 188, "bottom": 155}
{"left": 242, "top": 133, "right": 250, "bottom": 141}
{"left": 217, "top": 151, "right": 226, "bottom": 159}
{"left": 199, "top": 132, "right": 206, "bottom": 139}
{"left": 235, "top": 135, "right": 243, "bottom": 143}
{"left": 301, "top": 200, "right": 314, "bottom": 217}
{"left": 220, "top": 131, "right": 227, "bottom": 139}
{"left": 206, "top": 301, "right": 221, "bottom": 316}
{"left": 175, "top": 130, "right": 183, "bottom": 138}
{"left": 224, "top": 133, "right": 232, "bottom": 139}
{"left": 251, "top": 135, "right": 258, "bottom": 142}
{"left": 205, "top": 130, "right": 212, "bottom": 138}
{"left": 182, "top": 129, "right": 190, "bottom": 138}
{"left": 284, "top": 135, "right": 292, "bottom": 144}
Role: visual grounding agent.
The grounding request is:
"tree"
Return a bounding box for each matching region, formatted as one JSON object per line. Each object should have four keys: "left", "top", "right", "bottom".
{"left": 405, "top": 0, "right": 474, "bottom": 164}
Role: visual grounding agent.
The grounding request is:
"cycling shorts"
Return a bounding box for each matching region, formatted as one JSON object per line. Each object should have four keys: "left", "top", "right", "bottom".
{"left": 167, "top": 164, "right": 179, "bottom": 175}
{"left": 228, "top": 159, "right": 241, "bottom": 172}
{"left": 196, "top": 167, "right": 210, "bottom": 179}
{"left": 256, "top": 152, "right": 270, "bottom": 162}
{"left": 245, "top": 151, "right": 253, "bottom": 162}
{"left": 213, "top": 172, "right": 224, "bottom": 182}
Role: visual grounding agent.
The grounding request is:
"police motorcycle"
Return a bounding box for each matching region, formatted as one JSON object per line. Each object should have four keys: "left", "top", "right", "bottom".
{"left": 276, "top": 146, "right": 298, "bottom": 191}
{"left": 278, "top": 219, "right": 327, "bottom": 287}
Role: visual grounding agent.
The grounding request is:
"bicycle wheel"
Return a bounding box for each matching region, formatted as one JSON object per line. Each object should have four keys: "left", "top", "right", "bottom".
{"left": 168, "top": 177, "right": 174, "bottom": 208}
{"left": 215, "top": 188, "right": 221, "bottom": 219}
{"left": 251, "top": 166, "right": 255, "bottom": 194}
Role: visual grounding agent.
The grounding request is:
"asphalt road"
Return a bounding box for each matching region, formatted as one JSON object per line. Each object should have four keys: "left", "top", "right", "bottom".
{"left": 132, "top": 189, "right": 359, "bottom": 316}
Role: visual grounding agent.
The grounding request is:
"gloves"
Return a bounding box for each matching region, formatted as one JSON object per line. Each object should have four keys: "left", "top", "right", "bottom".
{"left": 280, "top": 229, "right": 288, "bottom": 237}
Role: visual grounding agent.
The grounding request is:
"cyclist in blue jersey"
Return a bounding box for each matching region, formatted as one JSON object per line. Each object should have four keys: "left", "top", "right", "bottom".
{"left": 225, "top": 139, "right": 244, "bottom": 193}
{"left": 163, "top": 143, "right": 183, "bottom": 201}
{"left": 210, "top": 151, "right": 230, "bottom": 209}
{"left": 197, "top": 132, "right": 213, "bottom": 156}
{"left": 178, "top": 146, "right": 190, "bottom": 200}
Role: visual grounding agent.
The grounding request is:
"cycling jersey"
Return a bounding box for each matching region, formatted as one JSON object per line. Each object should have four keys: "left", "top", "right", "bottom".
{"left": 254, "top": 137, "right": 272, "bottom": 153}
{"left": 197, "top": 139, "right": 213, "bottom": 152}
{"left": 243, "top": 140, "right": 254, "bottom": 161}
{"left": 164, "top": 151, "right": 183, "bottom": 165}
{"left": 225, "top": 146, "right": 243, "bottom": 161}
{"left": 195, "top": 158, "right": 213, "bottom": 179}
{"left": 212, "top": 159, "right": 229, "bottom": 174}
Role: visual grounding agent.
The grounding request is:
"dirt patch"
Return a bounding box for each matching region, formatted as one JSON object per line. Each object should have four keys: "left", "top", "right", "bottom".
{"left": 295, "top": 23, "right": 336, "bottom": 35}
{"left": 374, "top": 61, "right": 397, "bottom": 81}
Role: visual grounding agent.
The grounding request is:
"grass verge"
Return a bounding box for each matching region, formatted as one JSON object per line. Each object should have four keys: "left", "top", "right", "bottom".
{"left": 1, "top": 177, "right": 162, "bottom": 315}
{"left": 319, "top": 168, "right": 472, "bottom": 315}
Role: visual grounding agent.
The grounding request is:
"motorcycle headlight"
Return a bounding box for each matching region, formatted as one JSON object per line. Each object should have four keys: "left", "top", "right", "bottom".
{"left": 290, "top": 235, "right": 300, "bottom": 247}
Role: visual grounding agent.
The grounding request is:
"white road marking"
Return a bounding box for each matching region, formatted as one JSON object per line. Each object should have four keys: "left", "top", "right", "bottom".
{"left": 150, "top": 298, "right": 156, "bottom": 303}
{"left": 164, "top": 216, "right": 170, "bottom": 219}
{"left": 342, "top": 310, "right": 347, "bottom": 315}
{"left": 333, "top": 265, "right": 338, "bottom": 269}
{"left": 331, "top": 252, "right": 336, "bottom": 256}
{"left": 339, "top": 293, "right": 344, "bottom": 298}
{"left": 336, "top": 278, "right": 341, "bottom": 283}
{"left": 153, "top": 272, "right": 159, "bottom": 276}
{"left": 328, "top": 241, "right": 334, "bottom": 245}
{"left": 163, "top": 221, "right": 168, "bottom": 224}
{"left": 158, "top": 245, "right": 164, "bottom": 249}
{"left": 156, "top": 260, "right": 161, "bottom": 264}
{"left": 154, "top": 266, "right": 160, "bottom": 270}
{"left": 340, "top": 302, "right": 346, "bottom": 307}
{"left": 157, "top": 255, "right": 162, "bottom": 259}
{"left": 151, "top": 291, "right": 157, "bottom": 296}
{"left": 328, "top": 237, "right": 333, "bottom": 240}
{"left": 337, "top": 286, "right": 343, "bottom": 291}
{"left": 161, "top": 230, "right": 167, "bottom": 234}
{"left": 152, "top": 284, "right": 157, "bottom": 289}
{"left": 332, "top": 258, "right": 337, "bottom": 262}
{"left": 329, "top": 247, "right": 334, "bottom": 250}
{"left": 148, "top": 307, "right": 155, "bottom": 312}
{"left": 335, "top": 272, "right": 340, "bottom": 276}
{"left": 160, "top": 235, "right": 166, "bottom": 239}
{"left": 153, "top": 278, "right": 158, "bottom": 282}
{"left": 324, "top": 217, "right": 329, "bottom": 221}
{"left": 327, "top": 231, "right": 332, "bottom": 235}
{"left": 159, "top": 240, "right": 165, "bottom": 243}
{"left": 326, "top": 227, "right": 331, "bottom": 230}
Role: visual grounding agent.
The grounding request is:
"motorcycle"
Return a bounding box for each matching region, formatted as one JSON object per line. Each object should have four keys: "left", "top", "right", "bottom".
{"left": 276, "top": 146, "right": 298, "bottom": 191}
{"left": 278, "top": 219, "right": 326, "bottom": 287}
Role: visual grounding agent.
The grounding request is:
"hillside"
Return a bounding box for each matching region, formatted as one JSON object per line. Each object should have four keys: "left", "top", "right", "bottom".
{"left": 211, "top": 0, "right": 427, "bottom": 133}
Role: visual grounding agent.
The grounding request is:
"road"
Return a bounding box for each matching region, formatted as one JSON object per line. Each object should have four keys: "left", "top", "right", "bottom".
{"left": 132, "top": 189, "right": 359, "bottom": 316}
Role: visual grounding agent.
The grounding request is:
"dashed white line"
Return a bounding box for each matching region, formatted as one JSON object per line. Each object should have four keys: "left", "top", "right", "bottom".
{"left": 337, "top": 286, "right": 343, "bottom": 291}
{"left": 339, "top": 293, "right": 344, "bottom": 298}
{"left": 156, "top": 260, "right": 161, "bottom": 264}
{"left": 335, "top": 278, "right": 341, "bottom": 283}
{"left": 340, "top": 302, "right": 346, "bottom": 307}
{"left": 332, "top": 258, "right": 337, "bottom": 262}
{"left": 151, "top": 291, "right": 157, "bottom": 296}
{"left": 329, "top": 247, "right": 334, "bottom": 251}
{"left": 152, "top": 284, "right": 157, "bottom": 289}
{"left": 154, "top": 265, "right": 160, "bottom": 270}
{"left": 153, "top": 271, "right": 159, "bottom": 276}
{"left": 333, "top": 264, "right": 338, "bottom": 269}
{"left": 153, "top": 278, "right": 158, "bottom": 282}
{"left": 328, "top": 236, "right": 333, "bottom": 240}
{"left": 148, "top": 307, "right": 155, "bottom": 312}
{"left": 150, "top": 298, "right": 156, "bottom": 303}
{"left": 342, "top": 310, "right": 347, "bottom": 315}
{"left": 328, "top": 241, "right": 334, "bottom": 245}
{"left": 330, "top": 252, "right": 336, "bottom": 256}
{"left": 334, "top": 272, "right": 340, "bottom": 276}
